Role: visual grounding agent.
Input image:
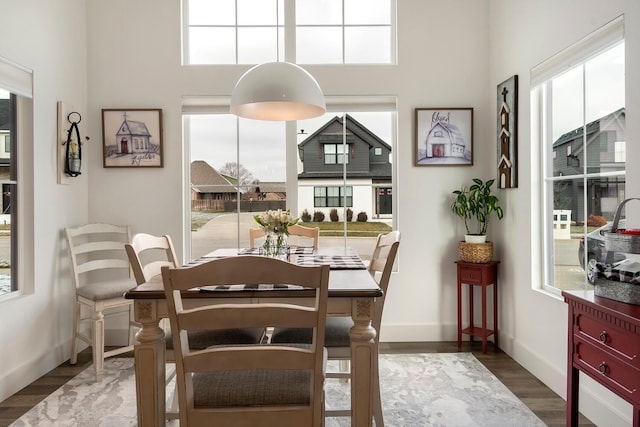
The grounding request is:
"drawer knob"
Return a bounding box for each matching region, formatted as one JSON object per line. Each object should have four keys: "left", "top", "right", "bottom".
{"left": 468, "top": 274, "right": 473, "bottom": 278}
{"left": 598, "top": 362, "right": 608, "bottom": 375}
{"left": 599, "top": 331, "right": 608, "bottom": 343}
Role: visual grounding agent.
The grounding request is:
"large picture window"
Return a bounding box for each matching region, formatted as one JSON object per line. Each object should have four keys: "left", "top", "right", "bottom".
{"left": 184, "top": 100, "right": 395, "bottom": 261}
{"left": 531, "top": 17, "right": 625, "bottom": 292}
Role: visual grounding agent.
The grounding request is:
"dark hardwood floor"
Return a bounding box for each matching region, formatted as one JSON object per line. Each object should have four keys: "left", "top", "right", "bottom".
{"left": 0, "top": 341, "right": 595, "bottom": 426}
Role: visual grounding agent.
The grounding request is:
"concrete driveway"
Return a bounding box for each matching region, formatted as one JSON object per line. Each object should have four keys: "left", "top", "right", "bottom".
{"left": 191, "top": 212, "right": 377, "bottom": 259}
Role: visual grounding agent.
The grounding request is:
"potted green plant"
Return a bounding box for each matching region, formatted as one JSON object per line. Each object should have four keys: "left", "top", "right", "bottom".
{"left": 451, "top": 178, "right": 504, "bottom": 243}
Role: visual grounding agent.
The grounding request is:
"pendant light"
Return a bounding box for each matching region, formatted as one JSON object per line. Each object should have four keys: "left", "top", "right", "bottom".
{"left": 230, "top": 61, "right": 326, "bottom": 121}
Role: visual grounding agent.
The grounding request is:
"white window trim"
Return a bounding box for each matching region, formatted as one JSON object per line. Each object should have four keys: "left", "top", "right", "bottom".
{"left": 0, "top": 55, "right": 34, "bottom": 301}
{"left": 182, "top": 95, "right": 398, "bottom": 261}
{"left": 531, "top": 16, "right": 625, "bottom": 295}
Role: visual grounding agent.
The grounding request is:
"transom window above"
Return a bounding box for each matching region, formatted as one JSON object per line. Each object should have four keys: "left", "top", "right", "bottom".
{"left": 183, "top": 0, "right": 395, "bottom": 65}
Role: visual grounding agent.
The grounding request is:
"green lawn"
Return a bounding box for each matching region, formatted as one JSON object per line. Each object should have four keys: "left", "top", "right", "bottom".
{"left": 191, "top": 211, "right": 391, "bottom": 236}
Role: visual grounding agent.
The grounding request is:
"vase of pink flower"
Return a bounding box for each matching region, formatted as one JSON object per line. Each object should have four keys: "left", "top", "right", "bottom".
{"left": 253, "top": 209, "right": 299, "bottom": 259}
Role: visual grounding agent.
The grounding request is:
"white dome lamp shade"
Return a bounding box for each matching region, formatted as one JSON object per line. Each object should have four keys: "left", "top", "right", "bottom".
{"left": 230, "top": 62, "right": 326, "bottom": 121}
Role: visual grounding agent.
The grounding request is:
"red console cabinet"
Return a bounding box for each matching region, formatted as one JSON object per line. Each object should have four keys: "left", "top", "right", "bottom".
{"left": 563, "top": 290, "right": 640, "bottom": 426}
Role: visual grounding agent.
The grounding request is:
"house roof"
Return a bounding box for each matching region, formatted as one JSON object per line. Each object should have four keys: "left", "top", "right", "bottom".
{"left": 190, "top": 160, "right": 237, "bottom": 193}
{"left": 118, "top": 120, "right": 151, "bottom": 137}
{"left": 298, "top": 114, "right": 392, "bottom": 151}
{"left": 552, "top": 107, "right": 625, "bottom": 149}
{"left": 298, "top": 164, "right": 392, "bottom": 179}
{"left": 256, "top": 182, "right": 286, "bottom": 193}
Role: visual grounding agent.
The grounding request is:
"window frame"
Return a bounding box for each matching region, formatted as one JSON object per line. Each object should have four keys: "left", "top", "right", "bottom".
{"left": 0, "top": 55, "right": 33, "bottom": 299}
{"left": 314, "top": 185, "right": 352, "bottom": 207}
{"left": 531, "top": 16, "right": 625, "bottom": 294}
{"left": 323, "top": 143, "right": 349, "bottom": 164}
{"left": 182, "top": 0, "right": 396, "bottom": 65}
{"left": 182, "top": 96, "right": 397, "bottom": 262}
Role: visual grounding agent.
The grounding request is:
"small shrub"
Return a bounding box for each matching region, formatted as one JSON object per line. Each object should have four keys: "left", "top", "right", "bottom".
{"left": 329, "top": 208, "right": 339, "bottom": 222}
{"left": 357, "top": 211, "right": 368, "bottom": 222}
{"left": 346, "top": 208, "right": 353, "bottom": 222}
{"left": 313, "top": 210, "right": 325, "bottom": 222}
{"left": 587, "top": 214, "right": 607, "bottom": 227}
{"left": 300, "top": 209, "right": 312, "bottom": 222}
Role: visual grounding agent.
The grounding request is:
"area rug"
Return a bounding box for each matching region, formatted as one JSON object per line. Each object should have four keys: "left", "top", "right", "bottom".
{"left": 11, "top": 353, "right": 546, "bottom": 427}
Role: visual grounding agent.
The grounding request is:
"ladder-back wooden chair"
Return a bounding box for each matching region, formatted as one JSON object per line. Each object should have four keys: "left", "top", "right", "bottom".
{"left": 249, "top": 224, "right": 320, "bottom": 249}
{"left": 162, "top": 256, "right": 330, "bottom": 427}
{"left": 288, "top": 223, "right": 320, "bottom": 249}
{"left": 65, "top": 223, "right": 137, "bottom": 382}
{"left": 271, "top": 230, "right": 400, "bottom": 426}
{"left": 125, "top": 233, "right": 266, "bottom": 419}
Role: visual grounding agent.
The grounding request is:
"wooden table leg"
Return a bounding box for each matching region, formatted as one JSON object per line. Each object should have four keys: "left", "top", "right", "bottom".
{"left": 133, "top": 300, "right": 166, "bottom": 427}
{"left": 350, "top": 297, "right": 376, "bottom": 427}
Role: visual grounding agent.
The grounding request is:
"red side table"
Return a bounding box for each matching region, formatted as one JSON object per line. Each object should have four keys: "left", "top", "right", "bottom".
{"left": 455, "top": 260, "right": 499, "bottom": 353}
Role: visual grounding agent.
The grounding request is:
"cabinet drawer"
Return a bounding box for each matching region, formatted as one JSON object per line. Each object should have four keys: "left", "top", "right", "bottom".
{"left": 575, "top": 309, "right": 640, "bottom": 368}
{"left": 459, "top": 267, "right": 483, "bottom": 284}
{"left": 574, "top": 337, "right": 640, "bottom": 405}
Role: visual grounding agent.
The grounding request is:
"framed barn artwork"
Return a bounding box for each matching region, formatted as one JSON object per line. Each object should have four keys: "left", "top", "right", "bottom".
{"left": 496, "top": 75, "right": 518, "bottom": 188}
{"left": 102, "top": 108, "right": 163, "bottom": 168}
{"left": 414, "top": 107, "right": 473, "bottom": 166}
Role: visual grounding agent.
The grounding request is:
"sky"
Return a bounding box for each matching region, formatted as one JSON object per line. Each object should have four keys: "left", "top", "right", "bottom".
{"left": 551, "top": 42, "right": 624, "bottom": 140}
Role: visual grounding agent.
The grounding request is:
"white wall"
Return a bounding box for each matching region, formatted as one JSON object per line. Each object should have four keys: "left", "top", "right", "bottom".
{"left": 0, "top": 0, "right": 89, "bottom": 401}
{"left": 489, "top": 1, "right": 640, "bottom": 425}
{"left": 1, "top": 1, "right": 639, "bottom": 424}
{"left": 298, "top": 179, "right": 374, "bottom": 222}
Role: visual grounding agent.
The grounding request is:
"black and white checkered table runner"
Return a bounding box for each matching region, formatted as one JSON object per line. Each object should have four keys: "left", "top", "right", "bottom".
{"left": 296, "top": 254, "right": 366, "bottom": 270}
{"left": 185, "top": 251, "right": 366, "bottom": 292}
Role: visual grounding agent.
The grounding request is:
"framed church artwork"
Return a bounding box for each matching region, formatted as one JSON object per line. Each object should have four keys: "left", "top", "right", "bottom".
{"left": 496, "top": 75, "right": 518, "bottom": 188}
{"left": 414, "top": 107, "right": 473, "bottom": 166}
{"left": 102, "top": 108, "right": 163, "bottom": 168}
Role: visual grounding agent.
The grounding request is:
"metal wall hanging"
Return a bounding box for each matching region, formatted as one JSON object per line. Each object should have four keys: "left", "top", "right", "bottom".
{"left": 62, "top": 111, "right": 84, "bottom": 177}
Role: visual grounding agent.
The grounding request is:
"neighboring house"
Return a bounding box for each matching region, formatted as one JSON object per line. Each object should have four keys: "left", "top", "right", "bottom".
{"left": 297, "top": 114, "right": 392, "bottom": 220}
{"left": 552, "top": 107, "right": 625, "bottom": 222}
{"left": 190, "top": 160, "right": 237, "bottom": 201}
{"left": 115, "top": 115, "right": 152, "bottom": 154}
{"left": 253, "top": 182, "right": 286, "bottom": 201}
{"left": 0, "top": 98, "right": 11, "bottom": 216}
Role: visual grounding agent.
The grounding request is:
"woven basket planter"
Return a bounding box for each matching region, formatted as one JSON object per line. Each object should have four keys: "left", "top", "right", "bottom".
{"left": 458, "top": 241, "right": 493, "bottom": 263}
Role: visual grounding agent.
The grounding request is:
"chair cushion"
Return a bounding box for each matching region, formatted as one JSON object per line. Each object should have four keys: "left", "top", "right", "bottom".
{"left": 75, "top": 278, "right": 137, "bottom": 301}
{"left": 271, "top": 317, "right": 353, "bottom": 347}
{"left": 165, "top": 328, "right": 265, "bottom": 349}
{"left": 193, "top": 369, "right": 311, "bottom": 408}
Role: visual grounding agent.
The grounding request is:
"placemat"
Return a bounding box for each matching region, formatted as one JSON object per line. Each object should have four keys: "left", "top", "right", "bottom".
{"left": 296, "top": 254, "right": 366, "bottom": 270}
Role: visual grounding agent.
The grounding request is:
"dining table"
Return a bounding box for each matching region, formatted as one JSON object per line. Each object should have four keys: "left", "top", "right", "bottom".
{"left": 124, "top": 246, "right": 383, "bottom": 427}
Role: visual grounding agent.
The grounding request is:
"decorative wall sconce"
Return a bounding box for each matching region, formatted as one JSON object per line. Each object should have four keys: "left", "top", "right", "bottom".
{"left": 57, "top": 102, "right": 89, "bottom": 183}
{"left": 62, "top": 112, "right": 84, "bottom": 177}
